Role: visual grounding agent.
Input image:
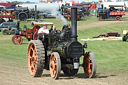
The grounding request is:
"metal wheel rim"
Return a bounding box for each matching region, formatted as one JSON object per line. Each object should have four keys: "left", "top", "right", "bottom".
{"left": 27, "top": 43, "right": 37, "bottom": 75}
{"left": 19, "top": 13, "right": 27, "bottom": 21}
{"left": 2, "top": 29, "right": 8, "bottom": 35}
{"left": 97, "top": 17, "right": 101, "bottom": 21}
{"left": 49, "top": 52, "right": 61, "bottom": 79}
{"left": 116, "top": 17, "right": 120, "bottom": 21}
{"left": 12, "top": 35, "right": 22, "bottom": 45}
{"left": 83, "top": 52, "right": 96, "bottom": 78}
{"left": 50, "top": 54, "right": 57, "bottom": 78}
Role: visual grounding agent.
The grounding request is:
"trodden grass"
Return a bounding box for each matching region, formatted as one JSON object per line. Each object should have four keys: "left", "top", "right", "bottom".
{"left": 0, "top": 14, "right": 128, "bottom": 74}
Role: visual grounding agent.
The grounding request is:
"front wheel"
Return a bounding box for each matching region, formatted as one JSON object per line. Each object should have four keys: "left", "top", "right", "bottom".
{"left": 12, "top": 35, "right": 23, "bottom": 45}
{"left": 49, "top": 52, "right": 61, "bottom": 80}
{"left": 83, "top": 52, "right": 96, "bottom": 78}
{"left": 116, "top": 16, "right": 120, "bottom": 21}
{"left": 97, "top": 17, "right": 101, "bottom": 21}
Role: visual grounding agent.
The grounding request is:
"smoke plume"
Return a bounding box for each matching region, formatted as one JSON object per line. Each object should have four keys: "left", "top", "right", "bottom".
{"left": 51, "top": 10, "right": 67, "bottom": 25}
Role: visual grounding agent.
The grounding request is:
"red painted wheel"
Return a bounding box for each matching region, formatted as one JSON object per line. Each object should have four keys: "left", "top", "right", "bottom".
{"left": 116, "top": 16, "right": 120, "bottom": 21}
{"left": 49, "top": 52, "right": 61, "bottom": 80}
{"left": 97, "top": 17, "right": 101, "bottom": 21}
{"left": 33, "top": 31, "right": 38, "bottom": 40}
{"left": 12, "top": 35, "right": 23, "bottom": 45}
{"left": 83, "top": 52, "right": 96, "bottom": 78}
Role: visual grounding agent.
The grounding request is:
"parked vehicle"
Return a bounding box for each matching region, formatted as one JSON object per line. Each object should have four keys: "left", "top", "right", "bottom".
{"left": 62, "top": 7, "right": 82, "bottom": 20}
{"left": 97, "top": 5, "right": 125, "bottom": 21}
{"left": 0, "top": 22, "right": 17, "bottom": 31}
{"left": 0, "top": 22, "right": 17, "bottom": 35}
{"left": 0, "top": 5, "right": 38, "bottom": 21}
{"left": 12, "top": 21, "right": 53, "bottom": 45}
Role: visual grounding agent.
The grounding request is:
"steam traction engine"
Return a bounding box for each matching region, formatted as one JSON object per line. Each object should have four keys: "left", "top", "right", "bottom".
{"left": 27, "top": 7, "right": 96, "bottom": 79}
{"left": 97, "top": 5, "right": 125, "bottom": 21}
{"left": 62, "top": 6, "right": 82, "bottom": 20}
{"left": 12, "top": 21, "right": 53, "bottom": 45}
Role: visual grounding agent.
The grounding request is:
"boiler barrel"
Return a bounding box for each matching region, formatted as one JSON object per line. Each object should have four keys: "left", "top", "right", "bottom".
{"left": 17, "top": 3, "right": 60, "bottom": 13}
{"left": 17, "top": 21, "right": 20, "bottom": 30}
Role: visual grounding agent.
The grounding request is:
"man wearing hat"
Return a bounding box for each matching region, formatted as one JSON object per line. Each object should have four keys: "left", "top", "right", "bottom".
{"left": 38, "top": 24, "right": 49, "bottom": 34}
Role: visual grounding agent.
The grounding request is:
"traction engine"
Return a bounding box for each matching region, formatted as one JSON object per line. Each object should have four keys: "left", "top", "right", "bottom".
{"left": 12, "top": 21, "right": 47, "bottom": 45}
{"left": 27, "top": 7, "right": 96, "bottom": 79}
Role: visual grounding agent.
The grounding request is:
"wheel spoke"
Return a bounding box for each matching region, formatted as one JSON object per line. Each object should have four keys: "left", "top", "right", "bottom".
{"left": 54, "top": 58, "right": 56, "bottom": 63}
{"left": 88, "top": 62, "right": 92, "bottom": 74}
{"left": 30, "top": 46, "right": 34, "bottom": 51}
{"left": 14, "top": 38, "right": 18, "bottom": 43}
{"left": 33, "top": 49, "right": 37, "bottom": 62}
{"left": 53, "top": 70, "right": 56, "bottom": 76}
{"left": 31, "top": 65, "right": 34, "bottom": 72}
{"left": 30, "top": 61, "right": 34, "bottom": 66}
{"left": 51, "top": 60, "right": 56, "bottom": 71}
{"left": 12, "top": 35, "right": 22, "bottom": 45}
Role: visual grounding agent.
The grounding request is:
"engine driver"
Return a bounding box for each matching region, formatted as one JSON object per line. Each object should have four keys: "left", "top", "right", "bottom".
{"left": 38, "top": 24, "right": 49, "bottom": 34}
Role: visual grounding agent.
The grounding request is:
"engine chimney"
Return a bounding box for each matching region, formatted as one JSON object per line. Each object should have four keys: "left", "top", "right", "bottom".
{"left": 35, "top": 5, "right": 37, "bottom": 20}
{"left": 17, "top": 21, "right": 20, "bottom": 30}
{"left": 71, "top": 6, "right": 77, "bottom": 41}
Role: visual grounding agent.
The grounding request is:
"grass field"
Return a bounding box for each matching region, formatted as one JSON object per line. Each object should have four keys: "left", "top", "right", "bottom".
{"left": 0, "top": 14, "right": 128, "bottom": 84}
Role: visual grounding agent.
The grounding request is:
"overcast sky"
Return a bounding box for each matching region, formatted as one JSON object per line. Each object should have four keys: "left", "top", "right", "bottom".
{"left": 1, "top": 0, "right": 98, "bottom": 3}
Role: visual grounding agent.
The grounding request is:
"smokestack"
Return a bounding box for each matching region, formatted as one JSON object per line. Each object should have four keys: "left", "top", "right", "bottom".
{"left": 35, "top": 5, "right": 37, "bottom": 20}
{"left": 17, "top": 21, "right": 20, "bottom": 30}
{"left": 71, "top": 6, "right": 77, "bottom": 41}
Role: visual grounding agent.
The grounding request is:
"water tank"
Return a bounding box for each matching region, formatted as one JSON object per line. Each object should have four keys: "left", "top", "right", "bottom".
{"left": 17, "top": 3, "right": 60, "bottom": 13}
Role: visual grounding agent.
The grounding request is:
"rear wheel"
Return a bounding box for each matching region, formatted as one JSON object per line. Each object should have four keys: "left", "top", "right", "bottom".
{"left": 18, "top": 12, "right": 28, "bottom": 21}
{"left": 116, "top": 16, "right": 120, "bottom": 21}
{"left": 11, "top": 28, "right": 17, "bottom": 34}
{"left": 27, "top": 40, "right": 45, "bottom": 77}
{"left": 49, "top": 52, "right": 61, "bottom": 80}
{"left": 97, "top": 17, "right": 101, "bottom": 21}
{"left": 1, "top": 29, "right": 8, "bottom": 35}
{"left": 12, "top": 35, "right": 23, "bottom": 45}
{"left": 83, "top": 52, "right": 96, "bottom": 78}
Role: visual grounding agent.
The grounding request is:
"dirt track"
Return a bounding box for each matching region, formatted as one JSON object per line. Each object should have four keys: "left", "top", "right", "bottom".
{"left": 0, "top": 58, "right": 128, "bottom": 85}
